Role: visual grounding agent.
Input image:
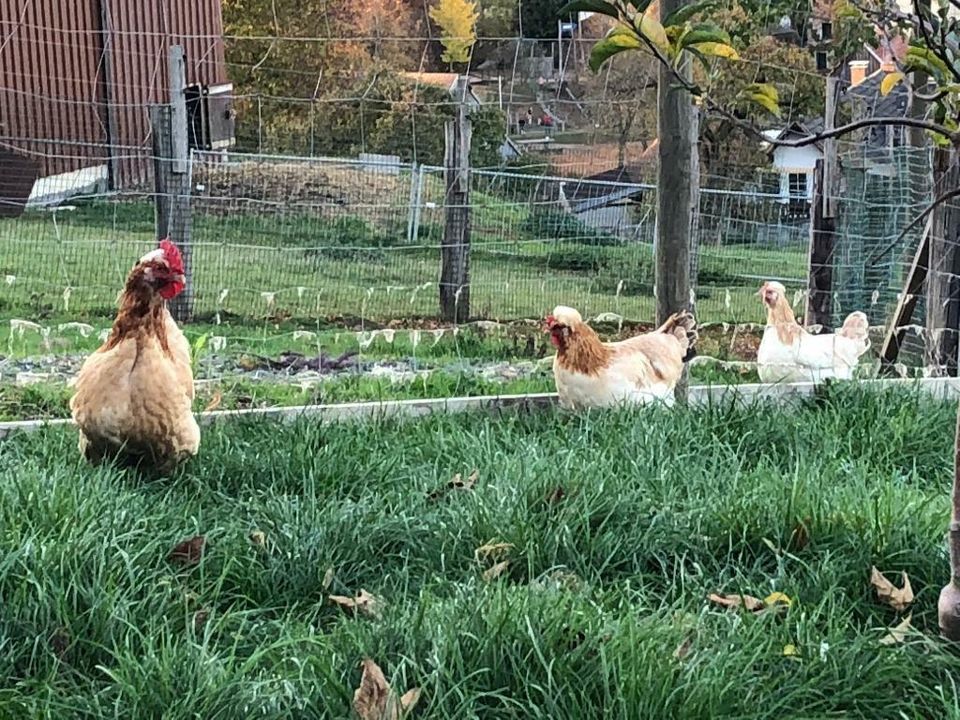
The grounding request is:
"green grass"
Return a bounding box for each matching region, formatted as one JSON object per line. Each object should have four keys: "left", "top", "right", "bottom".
{"left": 0, "top": 199, "right": 801, "bottom": 327}
{"left": 0, "top": 387, "right": 958, "bottom": 717}
{"left": 0, "top": 319, "right": 760, "bottom": 422}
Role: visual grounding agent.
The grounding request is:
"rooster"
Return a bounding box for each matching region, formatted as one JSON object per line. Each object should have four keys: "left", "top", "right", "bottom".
{"left": 545, "top": 306, "right": 698, "bottom": 409}
{"left": 70, "top": 239, "right": 199, "bottom": 472}
{"left": 756, "top": 280, "right": 870, "bottom": 384}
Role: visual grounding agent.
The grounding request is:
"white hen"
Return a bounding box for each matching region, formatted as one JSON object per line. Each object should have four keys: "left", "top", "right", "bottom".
{"left": 756, "top": 281, "right": 871, "bottom": 384}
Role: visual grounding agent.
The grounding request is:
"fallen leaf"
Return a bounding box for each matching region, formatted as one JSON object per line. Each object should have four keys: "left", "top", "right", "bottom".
{"left": 329, "top": 589, "right": 383, "bottom": 619}
{"left": 879, "top": 614, "right": 912, "bottom": 645}
{"left": 202, "top": 391, "right": 222, "bottom": 413}
{"left": 789, "top": 517, "right": 810, "bottom": 551}
{"left": 474, "top": 542, "right": 513, "bottom": 563}
{"left": 545, "top": 486, "right": 566, "bottom": 504}
{"left": 482, "top": 560, "right": 510, "bottom": 582}
{"left": 353, "top": 658, "right": 421, "bottom": 720}
{"left": 48, "top": 628, "right": 69, "bottom": 659}
{"left": 426, "top": 469, "right": 478, "bottom": 501}
{"left": 168, "top": 535, "right": 206, "bottom": 566}
{"left": 321, "top": 566, "right": 335, "bottom": 591}
{"left": 782, "top": 643, "right": 799, "bottom": 657}
{"left": 249, "top": 530, "right": 266, "bottom": 547}
{"left": 764, "top": 592, "right": 792, "bottom": 608}
{"left": 707, "top": 592, "right": 766, "bottom": 612}
{"left": 870, "top": 567, "right": 914, "bottom": 612}
{"left": 673, "top": 634, "right": 694, "bottom": 660}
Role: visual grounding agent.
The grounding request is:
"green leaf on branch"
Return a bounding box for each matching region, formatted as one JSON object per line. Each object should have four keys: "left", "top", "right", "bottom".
{"left": 880, "top": 72, "right": 904, "bottom": 97}
{"left": 740, "top": 82, "right": 781, "bottom": 117}
{"left": 634, "top": 9, "right": 671, "bottom": 55}
{"left": 557, "top": 0, "right": 621, "bottom": 20}
{"left": 588, "top": 25, "right": 642, "bottom": 71}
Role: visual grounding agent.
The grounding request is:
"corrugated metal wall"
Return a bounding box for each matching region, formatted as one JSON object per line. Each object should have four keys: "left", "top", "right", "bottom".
{"left": 0, "top": 0, "right": 109, "bottom": 176}
{"left": 0, "top": 0, "right": 226, "bottom": 186}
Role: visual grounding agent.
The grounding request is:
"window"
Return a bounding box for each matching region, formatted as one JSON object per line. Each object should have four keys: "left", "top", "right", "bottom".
{"left": 788, "top": 172, "right": 808, "bottom": 198}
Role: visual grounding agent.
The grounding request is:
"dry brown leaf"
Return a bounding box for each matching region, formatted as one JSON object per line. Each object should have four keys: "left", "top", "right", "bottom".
{"left": 168, "top": 535, "right": 206, "bottom": 566}
{"left": 879, "top": 613, "right": 912, "bottom": 646}
{"left": 330, "top": 589, "right": 383, "bottom": 619}
{"left": 482, "top": 560, "right": 510, "bottom": 582}
{"left": 321, "top": 566, "right": 336, "bottom": 592}
{"left": 249, "top": 530, "right": 266, "bottom": 547}
{"left": 707, "top": 593, "right": 766, "bottom": 612}
{"left": 474, "top": 542, "right": 513, "bottom": 562}
{"left": 673, "top": 634, "right": 694, "bottom": 660}
{"left": 789, "top": 517, "right": 811, "bottom": 551}
{"left": 353, "top": 658, "right": 421, "bottom": 720}
{"left": 202, "top": 391, "right": 222, "bottom": 413}
{"left": 870, "top": 567, "right": 914, "bottom": 612}
{"left": 545, "top": 486, "right": 566, "bottom": 504}
{"left": 426, "top": 469, "right": 478, "bottom": 501}
{"left": 48, "top": 627, "right": 69, "bottom": 660}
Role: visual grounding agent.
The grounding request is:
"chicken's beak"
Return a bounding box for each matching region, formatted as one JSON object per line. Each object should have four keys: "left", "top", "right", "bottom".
{"left": 171, "top": 273, "right": 186, "bottom": 285}
{"left": 544, "top": 315, "right": 555, "bottom": 333}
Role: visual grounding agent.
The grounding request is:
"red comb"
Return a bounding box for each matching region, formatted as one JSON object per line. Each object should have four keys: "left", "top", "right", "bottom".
{"left": 159, "top": 238, "right": 184, "bottom": 274}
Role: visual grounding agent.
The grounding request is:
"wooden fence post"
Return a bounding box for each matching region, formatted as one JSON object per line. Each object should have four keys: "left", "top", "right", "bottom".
{"left": 926, "top": 146, "right": 960, "bottom": 376}
{"left": 656, "top": 0, "right": 698, "bottom": 401}
{"left": 805, "top": 160, "right": 834, "bottom": 329}
{"left": 440, "top": 77, "right": 472, "bottom": 323}
{"left": 151, "top": 45, "right": 194, "bottom": 322}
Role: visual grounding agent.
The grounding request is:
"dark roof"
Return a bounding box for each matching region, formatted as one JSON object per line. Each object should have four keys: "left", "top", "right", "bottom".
{"left": 552, "top": 166, "right": 648, "bottom": 214}
{"left": 842, "top": 71, "right": 909, "bottom": 119}
{"left": 767, "top": 118, "right": 825, "bottom": 154}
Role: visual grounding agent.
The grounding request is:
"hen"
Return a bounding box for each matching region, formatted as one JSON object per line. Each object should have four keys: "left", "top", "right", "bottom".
{"left": 70, "top": 239, "right": 199, "bottom": 472}
{"left": 756, "top": 280, "right": 870, "bottom": 384}
{"left": 546, "top": 306, "right": 698, "bottom": 409}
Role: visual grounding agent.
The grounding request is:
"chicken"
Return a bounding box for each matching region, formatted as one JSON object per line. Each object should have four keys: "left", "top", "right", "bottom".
{"left": 69, "top": 239, "right": 199, "bottom": 472}
{"left": 545, "top": 306, "right": 698, "bottom": 410}
{"left": 756, "top": 280, "right": 870, "bottom": 384}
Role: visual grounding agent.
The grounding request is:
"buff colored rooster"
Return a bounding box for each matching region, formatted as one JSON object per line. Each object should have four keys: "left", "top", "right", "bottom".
{"left": 70, "top": 239, "right": 199, "bottom": 472}
{"left": 545, "top": 306, "right": 698, "bottom": 409}
{"left": 756, "top": 280, "right": 870, "bottom": 384}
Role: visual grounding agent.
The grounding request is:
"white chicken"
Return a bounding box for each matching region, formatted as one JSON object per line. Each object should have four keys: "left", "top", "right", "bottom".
{"left": 545, "top": 305, "right": 697, "bottom": 409}
{"left": 756, "top": 280, "right": 870, "bottom": 384}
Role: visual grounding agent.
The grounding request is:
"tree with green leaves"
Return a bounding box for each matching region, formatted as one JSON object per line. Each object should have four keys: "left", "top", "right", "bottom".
{"left": 429, "top": 0, "right": 480, "bottom": 64}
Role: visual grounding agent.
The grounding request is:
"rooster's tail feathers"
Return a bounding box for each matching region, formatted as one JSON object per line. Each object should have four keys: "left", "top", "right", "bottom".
{"left": 657, "top": 310, "right": 698, "bottom": 362}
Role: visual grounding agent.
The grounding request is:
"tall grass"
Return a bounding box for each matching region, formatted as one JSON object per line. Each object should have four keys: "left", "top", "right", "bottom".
{"left": 1, "top": 385, "right": 957, "bottom": 718}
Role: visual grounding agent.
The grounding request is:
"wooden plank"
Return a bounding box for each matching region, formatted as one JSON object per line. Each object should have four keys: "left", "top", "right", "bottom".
{"left": 926, "top": 147, "right": 960, "bottom": 376}
{"left": 880, "top": 218, "right": 931, "bottom": 367}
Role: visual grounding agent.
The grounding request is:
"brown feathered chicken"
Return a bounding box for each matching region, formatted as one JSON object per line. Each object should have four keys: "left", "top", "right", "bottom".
{"left": 70, "top": 239, "right": 199, "bottom": 472}
{"left": 545, "top": 306, "right": 698, "bottom": 410}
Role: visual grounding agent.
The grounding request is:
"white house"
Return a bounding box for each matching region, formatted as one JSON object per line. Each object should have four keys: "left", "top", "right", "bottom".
{"left": 763, "top": 121, "right": 824, "bottom": 206}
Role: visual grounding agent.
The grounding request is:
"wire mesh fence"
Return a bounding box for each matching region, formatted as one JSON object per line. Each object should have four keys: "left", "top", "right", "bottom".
{"left": 3, "top": 148, "right": 824, "bottom": 327}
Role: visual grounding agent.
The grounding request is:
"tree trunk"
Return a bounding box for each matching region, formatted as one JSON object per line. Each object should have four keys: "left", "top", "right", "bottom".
{"left": 656, "top": 1, "right": 699, "bottom": 401}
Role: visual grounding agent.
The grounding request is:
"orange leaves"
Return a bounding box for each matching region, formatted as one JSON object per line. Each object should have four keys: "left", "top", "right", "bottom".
{"left": 870, "top": 567, "right": 914, "bottom": 613}
{"left": 353, "top": 658, "right": 421, "bottom": 720}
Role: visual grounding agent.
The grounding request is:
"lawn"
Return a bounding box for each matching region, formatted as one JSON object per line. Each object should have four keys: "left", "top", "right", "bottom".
{"left": 0, "top": 196, "right": 802, "bottom": 327}
{"left": 1, "top": 385, "right": 957, "bottom": 718}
